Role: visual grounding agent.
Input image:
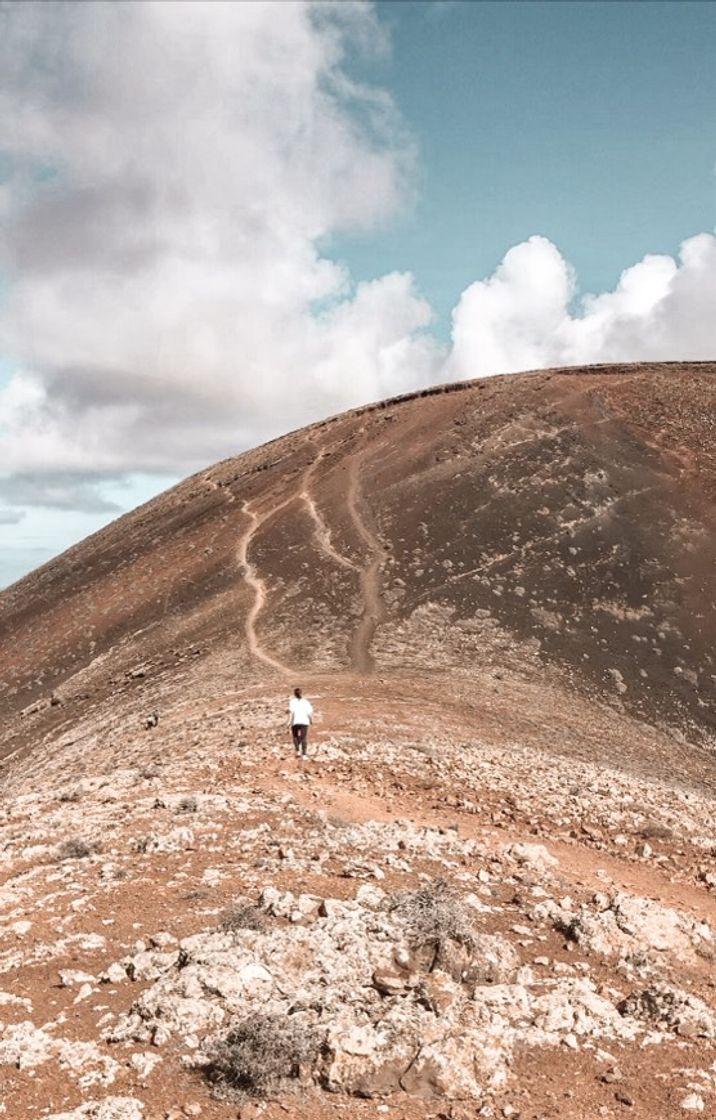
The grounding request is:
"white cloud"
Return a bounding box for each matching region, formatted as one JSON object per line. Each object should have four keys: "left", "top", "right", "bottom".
{"left": 0, "top": 0, "right": 714, "bottom": 573}
{"left": 0, "top": 0, "right": 435, "bottom": 481}
{"left": 447, "top": 232, "right": 716, "bottom": 379}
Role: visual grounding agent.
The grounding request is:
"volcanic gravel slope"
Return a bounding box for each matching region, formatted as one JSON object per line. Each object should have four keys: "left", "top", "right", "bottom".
{"left": 1, "top": 362, "right": 716, "bottom": 1120}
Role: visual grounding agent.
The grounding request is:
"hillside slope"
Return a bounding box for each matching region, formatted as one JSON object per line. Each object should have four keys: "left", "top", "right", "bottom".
{"left": 1, "top": 361, "right": 715, "bottom": 765}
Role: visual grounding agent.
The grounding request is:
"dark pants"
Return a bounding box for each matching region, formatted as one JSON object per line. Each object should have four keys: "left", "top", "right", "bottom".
{"left": 291, "top": 723, "right": 309, "bottom": 755}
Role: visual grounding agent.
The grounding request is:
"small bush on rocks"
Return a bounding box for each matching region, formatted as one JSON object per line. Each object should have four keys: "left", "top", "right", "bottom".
{"left": 389, "top": 878, "right": 475, "bottom": 956}
{"left": 56, "top": 838, "right": 98, "bottom": 861}
{"left": 219, "top": 902, "right": 268, "bottom": 933}
{"left": 204, "top": 1013, "right": 318, "bottom": 1098}
{"left": 178, "top": 796, "right": 198, "bottom": 814}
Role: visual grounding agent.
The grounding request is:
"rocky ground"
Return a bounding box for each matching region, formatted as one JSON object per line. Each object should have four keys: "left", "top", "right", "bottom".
{"left": 2, "top": 664, "right": 716, "bottom": 1120}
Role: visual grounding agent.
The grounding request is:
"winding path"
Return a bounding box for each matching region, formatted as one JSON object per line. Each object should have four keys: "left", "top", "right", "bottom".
{"left": 301, "top": 444, "right": 387, "bottom": 672}
{"left": 299, "top": 447, "right": 360, "bottom": 575}
{"left": 236, "top": 439, "right": 386, "bottom": 676}
{"left": 237, "top": 499, "right": 293, "bottom": 676}
{"left": 346, "top": 454, "right": 386, "bottom": 673}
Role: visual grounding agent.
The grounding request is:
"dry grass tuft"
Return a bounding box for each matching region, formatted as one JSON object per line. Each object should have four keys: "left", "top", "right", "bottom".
{"left": 388, "top": 878, "right": 476, "bottom": 955}
{"left": 55, "top": 838, "right": 98, "bottom": 861}
{"left": 204, "top": 1012, "right": 318, "bottom": 1098}
{"left": 219, "top": 901, "right": 268, "bottom": 934}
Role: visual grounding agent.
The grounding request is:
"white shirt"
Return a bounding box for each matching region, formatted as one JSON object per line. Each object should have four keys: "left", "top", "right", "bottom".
{"left": 289, "top": 696, "right": 313, "bottom": 725}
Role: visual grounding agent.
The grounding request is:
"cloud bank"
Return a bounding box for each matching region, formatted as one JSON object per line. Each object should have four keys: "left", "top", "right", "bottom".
{"left": 0, "top": 0, "right": 436, "bottom": 484}
{"left": 0, "top": 0, "right": 715, "bottom": 540}
{"left": 447, "top": 232, "right": 716, "bottom": 379}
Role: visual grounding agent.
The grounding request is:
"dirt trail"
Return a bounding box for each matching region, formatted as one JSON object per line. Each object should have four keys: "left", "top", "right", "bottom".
{"left": 237, "top": 501, "right": 293, "bottom": 676}
{"left": 296, "top": 439, "right": 386, "bottom": 672}
{"left": 302, "top": 492, "right": 360, "bottom": 573}
{"left": 236, "top": 436, "right": 368, "bottom": 675}
{"left": 300, "top": 447, "right": 360, "bottom": 575}
{"left": 346, "top": 455, "right": 386, "bottom": 673}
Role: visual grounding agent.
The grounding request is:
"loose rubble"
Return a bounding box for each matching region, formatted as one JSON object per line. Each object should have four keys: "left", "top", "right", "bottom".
{"left": 0, "top": 675, "right": 715, "bottom": 1118}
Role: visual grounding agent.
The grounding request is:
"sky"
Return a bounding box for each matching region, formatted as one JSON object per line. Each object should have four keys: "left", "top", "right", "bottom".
{"left": 1, "top": 0, "right": 715, "bottom": 588}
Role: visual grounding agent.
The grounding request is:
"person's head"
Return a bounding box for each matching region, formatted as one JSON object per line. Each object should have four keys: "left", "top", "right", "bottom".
{"left": 294, "top": 687, "right": 302, "bottom": 699}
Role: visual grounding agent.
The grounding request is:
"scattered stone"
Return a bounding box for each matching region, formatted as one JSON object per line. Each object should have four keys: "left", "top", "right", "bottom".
{"left": 680, "top": 1093, "right": 705, "bottom": 1111}
{"left": 614, "top": 1089, "right": 634, "bottom": 1106}
{"left": 618, "top": 984, "right": 716, "bottom": 1037}
{"left": 601, "top": 1066, "right": 623, "bottom": 1083}
{"left": 504, "top": 843, "right": 558, "bottom": 873}
{"left": 538, "top": 892, "right": 712, "bottom": 966}
{"left": 101, "top": 962, "right": 129, "bottom": 985}
{"left": 47, "top": 1098, "right": 144, "bottom": 1120}
{"left": 59, "top": 969, "right": 97, "bottom": 988}
{"left": 129, "top": 1052, "right": 162, "bottom": 1080}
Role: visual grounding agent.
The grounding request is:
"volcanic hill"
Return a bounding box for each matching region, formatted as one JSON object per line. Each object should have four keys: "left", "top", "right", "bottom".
{"left": 1, "top": 361, "right": 715, "bottom": 1120}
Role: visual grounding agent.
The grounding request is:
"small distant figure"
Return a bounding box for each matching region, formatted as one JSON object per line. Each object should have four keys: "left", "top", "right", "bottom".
{"left": 144, "top": 711, "right": 159, "bottom": 730}
{"left": 288, "top": 687, "right": 313, "bottom": 759}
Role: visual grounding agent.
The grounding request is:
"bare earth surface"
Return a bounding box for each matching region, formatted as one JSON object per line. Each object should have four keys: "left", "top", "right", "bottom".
{"left": 0, "top": 363, "right": 715, "bottom": 1120}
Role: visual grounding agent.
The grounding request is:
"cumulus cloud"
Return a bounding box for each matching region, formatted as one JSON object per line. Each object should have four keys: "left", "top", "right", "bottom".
{"left": 0, "top": 0, "right": 437, "bottom": 485}
{"left": 0, "top": 0, "right": 714, "bottom": 547}
{"left": 447, "top": 232, "right": 716, "bottom": 379}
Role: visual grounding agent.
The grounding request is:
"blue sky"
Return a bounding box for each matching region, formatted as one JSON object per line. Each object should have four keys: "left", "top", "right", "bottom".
{"left": 334, "top": 0, "right": 716, "bottom": 335}
{"left": 0, "top": 0, "right": 715, "bottom": 588}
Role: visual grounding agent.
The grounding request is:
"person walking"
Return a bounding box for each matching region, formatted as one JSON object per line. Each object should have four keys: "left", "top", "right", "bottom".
{"left": 288, "top": 686, "right": 313, "bottom": 759}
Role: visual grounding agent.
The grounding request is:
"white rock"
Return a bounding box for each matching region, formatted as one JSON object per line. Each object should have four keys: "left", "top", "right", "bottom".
{"left": 355, "top": 883, "right": 386, "bottom": 909}
{"left": 129, "top": 1051, "right": 162, "bottom": 1080}
{"left": 0, "top": 1021, "right": 54, "bottom": 1069}
{"left": 124, "top": 950, "right": 179, "bottom": 981}
{"left": 237, "top": 962, "right": 273, "bottom": 994}
{"left": 47, "top": 1097, "right": 144, "bottom": 1120}
{"left": 680, "top": 1094, "right": 705, "bottom": 1112}
{"left": 148, "top": 931, "right": 177, "bottom": 949}
{"left": 100, "top": 962, "right": 128, "bottom": 985}
{"left": 59, "top": 970, "right": 97, "bottom": 988}
{"left": 505, "top": 843, "right": 558, "bottom": 872}
{"left": 0, "top": 990, "right": 31, "bottom": 1010}
{"left": 104, "top": 887, "right": 648, "bottom": 1101}
{"left": 57, "top": 1038, "right": 120, "bottom": 1088}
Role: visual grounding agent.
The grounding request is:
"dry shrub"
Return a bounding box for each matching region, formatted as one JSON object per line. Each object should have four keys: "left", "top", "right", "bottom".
{"left": 56, "top": 838, "right": 98, "bottom": 861}
{"left": 388, "top": 878, "right": 476, "bottom": 959}
{"left": 219, "top": 902, "right": 268, "bottom": 934}
{"left": 204, "top": 1012, "right": 318, "bottom": 1099}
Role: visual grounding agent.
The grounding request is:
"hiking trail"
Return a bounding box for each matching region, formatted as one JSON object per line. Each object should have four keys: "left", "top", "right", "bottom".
{"left": 300, "top": 447, "right": 360, "bottom": 574}
{"left": 237, "top": 441, "right": 385, "bottom": 675}
{"left": 346, "top": 454, "right": 386, "bottom": 673}
{"left": 237, "top": 500, "right": 293, "bottom": 675}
